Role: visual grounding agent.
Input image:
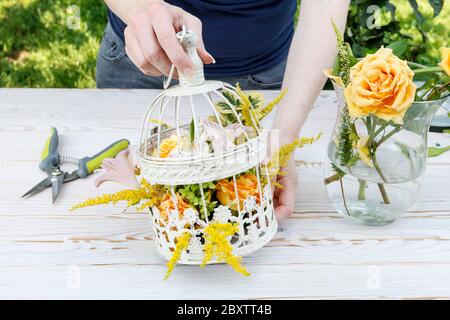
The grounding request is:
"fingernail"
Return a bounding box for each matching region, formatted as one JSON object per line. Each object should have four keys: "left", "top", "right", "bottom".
{"left": 183, "top": 67, "right": 194, "bottom": 77}
{"left": 207, "top": 52, "right": 216, "bottom": 64}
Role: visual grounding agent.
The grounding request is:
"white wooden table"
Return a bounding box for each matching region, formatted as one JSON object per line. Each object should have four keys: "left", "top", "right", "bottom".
{"left": 1, "top": 89, "right": 450, "bottom": 300}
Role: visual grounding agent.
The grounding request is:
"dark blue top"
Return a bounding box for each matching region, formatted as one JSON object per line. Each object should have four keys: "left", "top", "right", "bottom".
{"left": 107, "top": 0, "right": 296, "bottom": 77}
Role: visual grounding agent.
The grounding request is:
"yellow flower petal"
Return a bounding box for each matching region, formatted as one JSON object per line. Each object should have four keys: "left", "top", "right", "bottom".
{"left": 154, "top": 135, "right": 178, "bottom": 158}
{"left": 324, "top": 69, "right": 345, "bottom": 87}
{"left": 356, "top": 136, "right": 373, "bottom": 167}
{"left": 440, "top": 47, "right": 450, "bottom": 77}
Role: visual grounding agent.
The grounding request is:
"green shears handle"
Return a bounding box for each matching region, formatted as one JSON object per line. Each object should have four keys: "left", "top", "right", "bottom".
{"left": 76, "top": 139, "right": 130, "bottom": 178}
{"left": 39, "top": 127, "right": 59, "bottom": 172}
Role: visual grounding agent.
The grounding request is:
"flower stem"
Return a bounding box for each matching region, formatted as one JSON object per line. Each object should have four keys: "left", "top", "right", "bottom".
{"left": 324, "top": 172, "right": 341, "bottom": 185}
{"left": 412, "top": 66, "right": 444, "bottom": 75}
{"left": 339, "top": 178, "right": 351, "bottom": 216}
{"left": 377, "top": 183, "right": 390, "bottom": 205}
{"left": 375, "top": 126, "right": 402, "bottom": 149}
{"left": 358, "top": 180, "right": 366, "bottom": 200}
{"left": 407, "top": 61, "right": 428, "bottom": 69}
{"left": 371, "top": 150, "right": 388, "bottom": 183}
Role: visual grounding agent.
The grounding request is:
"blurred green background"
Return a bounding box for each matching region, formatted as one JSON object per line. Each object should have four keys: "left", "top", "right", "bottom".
{"left": 0, "top": 0, "right": 448, "bottom": 88}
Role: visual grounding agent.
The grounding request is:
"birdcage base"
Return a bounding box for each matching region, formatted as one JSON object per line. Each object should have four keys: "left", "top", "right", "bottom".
{"left": 149, "top": 184, "right": 277, "bottom": 265}
{"left": 153, "top": 216, "right": 278, "bottom": 265}
{"left": 156, "top": 219, "right": 278, "bottom": 265}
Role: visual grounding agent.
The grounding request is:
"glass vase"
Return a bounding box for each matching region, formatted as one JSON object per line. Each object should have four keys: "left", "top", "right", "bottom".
{"left": 324, "top": 83, "right": 448, "bottom": 226}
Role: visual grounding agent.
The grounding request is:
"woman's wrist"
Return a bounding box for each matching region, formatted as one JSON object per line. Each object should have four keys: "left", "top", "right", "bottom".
{"left": 126, "top": 0, "right": 164, "bottom": 23}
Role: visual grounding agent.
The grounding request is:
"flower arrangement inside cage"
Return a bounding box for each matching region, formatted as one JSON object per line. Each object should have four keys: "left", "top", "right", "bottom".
{"left": 71, "top": 27, "right": 320, "bottom": 279}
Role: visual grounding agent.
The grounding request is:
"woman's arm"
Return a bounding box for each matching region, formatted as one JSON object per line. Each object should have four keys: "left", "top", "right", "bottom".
{"left": 273, "top": 0, "right": 350, "bottom": 138}
{"left": 104, "top": 0, "right": 152, "bottom": 23}
{"left": 271, "top": 0, "right": 350, "bottom": 219}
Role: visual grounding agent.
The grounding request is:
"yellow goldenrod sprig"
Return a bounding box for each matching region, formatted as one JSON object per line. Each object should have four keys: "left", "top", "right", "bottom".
{"left": 331, "top": 19, "right": 351, "bottom": 86}
{"left": 70, "top": 179, "right": 163, "bottom": 211}
{"left": 257, "top": 89, "right": 288, "bottom": 120}
{"left": 201, "top": 222, "right": 250, "bottom": 276}
{"left": 149, "top": 119, "right": 171, "bottom": 128}
{"left": 266, "top": 134, "right": 322, "bottom": 182}
{"left": 235, "top": 83, "right": 258, "bottom": 131}
{"left": 165, "top": 232, "right": 192, "bottom": 280}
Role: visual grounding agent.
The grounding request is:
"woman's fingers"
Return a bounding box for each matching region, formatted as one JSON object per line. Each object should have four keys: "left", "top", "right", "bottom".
{"left": 124, "top": 25, "right": 162, "bottom": 76}
{"left": 274, "top": 162, "right": 298, "bottom": 221}
{"left": 185, "top": 15, "right": 215, "bottom": 64}
{"left": 129, "top": 7, "right": 173, "bottom": 76}
{"left": 125, "top": 2, "right": 213, "bottom": 76}
{"left": 151, "top": 4, "right": 194, "bottom": 76}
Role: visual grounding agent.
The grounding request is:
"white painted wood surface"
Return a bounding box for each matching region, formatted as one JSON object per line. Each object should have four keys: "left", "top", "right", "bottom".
{"left": 0, "top": 89, "right": 449, "bottom": 300}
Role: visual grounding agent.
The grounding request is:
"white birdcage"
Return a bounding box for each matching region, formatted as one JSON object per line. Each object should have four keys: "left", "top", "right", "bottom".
{"left": 135, "top": 26, "right": 277, "bottom": 264}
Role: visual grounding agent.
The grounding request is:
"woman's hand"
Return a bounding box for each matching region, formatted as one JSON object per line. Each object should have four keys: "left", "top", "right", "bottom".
{"left": 273, "top": 160, "right": 298, "bottom": 221}
{"left": 123, "top": 1, "right": 214, "bottom": 76}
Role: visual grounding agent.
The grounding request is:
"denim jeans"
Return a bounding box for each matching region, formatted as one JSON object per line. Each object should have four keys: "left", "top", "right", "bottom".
{"left": 96, "top": 23, "right": 286, "bottom": 90}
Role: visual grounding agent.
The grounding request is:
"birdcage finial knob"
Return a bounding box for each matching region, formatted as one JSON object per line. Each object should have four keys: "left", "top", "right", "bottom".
{"left": 163, "top": 26, "right": 205, "bottom": 89}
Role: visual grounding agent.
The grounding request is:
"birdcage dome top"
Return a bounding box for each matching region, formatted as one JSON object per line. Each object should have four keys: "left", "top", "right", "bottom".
{"left": 135, "top": 27, "right": 270, "bottom": 185}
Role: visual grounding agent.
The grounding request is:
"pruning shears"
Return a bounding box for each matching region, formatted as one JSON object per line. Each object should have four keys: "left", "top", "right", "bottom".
{"left": 22, "top": 127, "right": 130, "bottom": 204}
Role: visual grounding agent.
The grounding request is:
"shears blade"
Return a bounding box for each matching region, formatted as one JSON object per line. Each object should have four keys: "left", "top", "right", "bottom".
{"left": 51, "top": 173, "right": 65, "bottom": 204}
{"left": 21, "top": 177, "right": 52, "bottom": 199}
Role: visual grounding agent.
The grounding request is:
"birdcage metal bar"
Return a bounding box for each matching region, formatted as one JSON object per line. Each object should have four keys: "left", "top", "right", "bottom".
{"left": 232, "top": 175, "right": 242, "bottom": 216}
{"left": 198, "top": 183, "right": 209, "bottom": 224}
{"left": 156, "top": 95, "right": 174, "bottom": 157}
{"left": 140, "top": 92, "right": 165, "bottom": 156}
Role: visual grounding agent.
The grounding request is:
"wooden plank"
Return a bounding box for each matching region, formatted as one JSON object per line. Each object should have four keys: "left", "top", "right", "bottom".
{"left": 2, "top": 264, "right": 450, "bottom": 299}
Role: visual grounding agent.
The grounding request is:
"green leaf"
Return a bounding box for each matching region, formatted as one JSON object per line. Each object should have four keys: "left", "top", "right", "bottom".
{"left": 190, "top": 118, "right": 195, "bottom": 143}
{"left": 428, "top": 145, "right": 450, "bottom": 157}
{"left": 385, "top": 2, "right": 397, "bottom": 20}
{"left": 427, "top": 0, "right": 444, "bottom": 17}
{"left": 387, "top": 40, "right": 408, "bottom": 58}
{"left": 408, "top": 0, "right": 425, "bottom": 24}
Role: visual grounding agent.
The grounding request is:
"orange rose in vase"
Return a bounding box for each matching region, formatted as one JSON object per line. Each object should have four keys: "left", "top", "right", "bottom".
{"left": 344, "top": 47, "right": 417, "bottom": 124}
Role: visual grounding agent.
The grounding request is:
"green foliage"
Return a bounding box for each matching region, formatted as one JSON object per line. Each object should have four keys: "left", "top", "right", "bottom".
{"left": 0, "top": 0, "right": 106, "bottom": 88}
{"left": 1, "top": 0, "right": 449, "bottom": 88}
{"left": 415, "top": 72, "right": 450, "bottom": 101}
{"left": 332, "top": 23, "right": 359, "bottom": 168}
{"left": 190, "top": 118, "right": 195, "bottom": 143}
{"left": 177, "top": 182, "right": 218, "bottom": 220}
{"left": 428, "top": 145, "right": 450, "bottom": 157}
{"left": 345, "top": 0, "right": 449, "bottom": 64}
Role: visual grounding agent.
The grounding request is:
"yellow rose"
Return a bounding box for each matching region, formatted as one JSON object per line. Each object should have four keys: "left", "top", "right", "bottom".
{"left": 216, "top": 173, "right": 259, "bottom": 211}
{"left": 153, "top": 136, "right": 177, "bottom": 158}
{"left": 440, "top": 47, "right": 450, "bottom": 76}
{"left": 344, "top": 48, "right": 417, "bottom": 124}
{"left": 356, "top": 136, "right": 373, "bottom": 167}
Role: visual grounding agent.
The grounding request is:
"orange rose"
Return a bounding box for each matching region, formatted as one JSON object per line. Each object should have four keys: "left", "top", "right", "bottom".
{"left": 216, "top": 173, "right": 259, "bottom": 211}
{"left": 344, "top": 47, "right": 417, "bottom": 124}
{"left": 158, "top": 193, "right": 191, "bottom": 221}
{"left": 440, "top": 47, "right": 450, "bottom": 76}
